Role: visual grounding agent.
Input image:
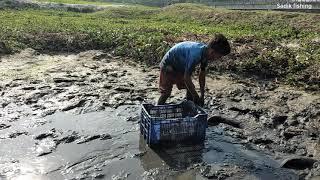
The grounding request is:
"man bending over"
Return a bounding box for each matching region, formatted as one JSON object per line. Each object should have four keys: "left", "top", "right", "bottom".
{"left": 157, "top": 34, "right": 231, "bottom": 106}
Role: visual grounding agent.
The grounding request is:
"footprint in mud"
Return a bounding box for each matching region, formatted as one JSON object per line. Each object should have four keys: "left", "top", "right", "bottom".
{"left": 40, "top": 109, "right": 57, "bottom": 117}
{"left": 1, "top": 131, "right": 28, "bottom": 139}
{"left": 75, "top": 134, "right": 112, "bottom": 144}
{"left": 52, "top": 77, "right": 77, "bottom": 83}
{"left": 114, "top": 86, "right": 133, "bottom": 93}
{"left": 1, "top": 100, "right": 10, "bottom": 108}
{"left": 126, "top": 116, "right": 139, "bottom": 122}
{"left": 34, "top": 128, "right": 57, "bottom": 140}
{"left": 249, "top": 136, "right": 274, "bottom": 145}
{"left": 24, "top": 90, "right": 51, "bottom": 104}
{"left": 228, "top": 106, "right": 250, "bottom": 114}
{"left": 281, "top": 157, "right": 318, "bottom": 170}
{"left": 57, "top": 131, "right": 81, "bottom": 144}
{"left": 208, "top": 115, "right": 242, "bottom": 128}
{"left": 20, "top": 85, "right": 37, "bottom": 91}
{"left": 61, "top": 99, "right": 86, "bottom": 111}
{"left": 0, "top": 123, "right": 11, "bottom": 130}
{"left": 271, "top": 114, "right": 288, "bottom": 127}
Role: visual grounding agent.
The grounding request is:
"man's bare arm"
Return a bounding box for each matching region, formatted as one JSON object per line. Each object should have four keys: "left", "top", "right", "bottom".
{"left": 184, "top": 73, "right": 200, "bottom": 102}
{"left": 199, "top": 69, "right": 206, "bottom": 98}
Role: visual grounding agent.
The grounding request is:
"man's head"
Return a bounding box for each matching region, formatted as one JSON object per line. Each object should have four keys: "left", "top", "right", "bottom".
{"left": 206, "top": 34, "right": 231, "bottom": 61}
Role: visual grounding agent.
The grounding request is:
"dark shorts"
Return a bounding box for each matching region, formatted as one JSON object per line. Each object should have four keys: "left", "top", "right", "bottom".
{"left": 159, "top": 67, "right": 186, "bottom": 95}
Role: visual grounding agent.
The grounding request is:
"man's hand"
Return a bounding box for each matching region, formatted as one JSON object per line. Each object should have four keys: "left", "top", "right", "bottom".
{"left": 184, "top": 73, "right": 199, "bottom": 100}
{"left": 188, "top": 94, "right": 203, "bottom": 107}
{"left": 194, "top": 95, "right": 204, "bottom": 107}
{"left": 198, "top": 95, "right": 204, "bottom": 107}
{"left": 199, "top": 69, "right": 206, "bottom": 107}
{"left": 193, "top": 93, "right": 201, "bottom": 104}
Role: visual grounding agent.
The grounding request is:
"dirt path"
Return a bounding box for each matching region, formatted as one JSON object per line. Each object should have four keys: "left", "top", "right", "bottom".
{"left": 0, "top": 49, "right": 319, "bottom": 179}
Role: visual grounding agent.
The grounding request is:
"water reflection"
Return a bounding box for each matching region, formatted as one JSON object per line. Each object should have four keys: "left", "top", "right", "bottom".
{"left": 139, "top": 135, "right": 204, "bottom": 170}
{"left": 11, "top": 174, "right": 49, "bottom": 180}
{"left": 8, "top": 160, "right": 50, "bottom": 180}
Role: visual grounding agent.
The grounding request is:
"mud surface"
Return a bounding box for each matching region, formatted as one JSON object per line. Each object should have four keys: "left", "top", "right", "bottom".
{"left": 0, "top": 49, "right": 319, "bottom": 179}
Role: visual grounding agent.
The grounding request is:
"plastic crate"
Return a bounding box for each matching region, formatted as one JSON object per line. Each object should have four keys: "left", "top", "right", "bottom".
{"left": 140, "top": 101, "right": 207, "bottom": 146}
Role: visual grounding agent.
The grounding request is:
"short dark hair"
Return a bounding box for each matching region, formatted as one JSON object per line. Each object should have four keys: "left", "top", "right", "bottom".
{"left": 208, "top": 34, "right": 231, "bottom": 56}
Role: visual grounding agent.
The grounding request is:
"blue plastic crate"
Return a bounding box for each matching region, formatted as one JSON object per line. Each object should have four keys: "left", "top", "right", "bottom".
{"left": 140, "top": 101, "right": 208, "bottom": 146}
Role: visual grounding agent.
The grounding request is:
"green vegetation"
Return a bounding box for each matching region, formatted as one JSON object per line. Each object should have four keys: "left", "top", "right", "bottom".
{"left": 35, "top": 0, "right": 116, "bottom": 6}
{"left": 84, "top": 0, "right": 273, "bottom": 7}
{"left": 0, "top": 3, "right": 319, "bottom": 89}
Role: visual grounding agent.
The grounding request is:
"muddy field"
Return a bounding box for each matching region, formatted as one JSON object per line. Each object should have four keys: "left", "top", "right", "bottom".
{"left": 0, "top": 49, "right": 319, "bottom": 180}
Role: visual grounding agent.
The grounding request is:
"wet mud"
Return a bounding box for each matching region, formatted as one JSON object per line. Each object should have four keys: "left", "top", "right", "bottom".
{"left": 0, "top": 49, "right": 319, "bottom": 179}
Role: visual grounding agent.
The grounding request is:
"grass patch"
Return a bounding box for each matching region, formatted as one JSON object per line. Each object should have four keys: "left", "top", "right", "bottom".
{"left": 0, "top": 3, "right": 319, "bottom": 90}
{"left": 34, "top": 0, "right": 117, "bottom": 6}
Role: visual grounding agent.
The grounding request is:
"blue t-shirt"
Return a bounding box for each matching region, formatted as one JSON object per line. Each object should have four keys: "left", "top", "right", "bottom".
{"left": 160, "top": 41, "right": 208, "bottom": 75}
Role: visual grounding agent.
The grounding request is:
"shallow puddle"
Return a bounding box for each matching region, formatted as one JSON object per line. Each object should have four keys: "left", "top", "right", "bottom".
{"left": 0, "top": 50, "right": 318, "bottom": 179}
{"left": 1, "top": 105, "right": 298, "bottom": 180}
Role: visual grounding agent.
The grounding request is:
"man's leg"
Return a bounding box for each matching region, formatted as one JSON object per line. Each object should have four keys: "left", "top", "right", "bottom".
{"left": 157, "top": 92, "right": 171, "bottom": 105}
{"left": 175, "top": 74, "right": 194, "bottom": 102}
{"left": 157, "top": 68, "right": 173, "bottom": 105}
{"left": 186, "top": 90, "right": 193, "bottom": 101}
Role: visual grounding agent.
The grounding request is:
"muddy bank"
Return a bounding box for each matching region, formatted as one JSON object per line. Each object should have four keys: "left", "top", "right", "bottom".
{"left": 0, "top": 49, "right": 319, "bottom": 179}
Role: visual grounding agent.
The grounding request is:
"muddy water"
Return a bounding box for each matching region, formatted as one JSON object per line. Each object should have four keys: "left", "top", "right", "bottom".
{"left": 0, "top": 106, "right": 297, "bottom": 180}
{"left": 0, "top": 49, "right": 319, "bottom": 179}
